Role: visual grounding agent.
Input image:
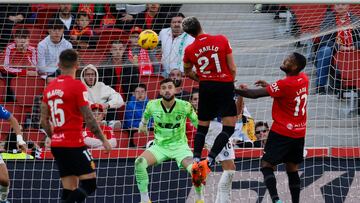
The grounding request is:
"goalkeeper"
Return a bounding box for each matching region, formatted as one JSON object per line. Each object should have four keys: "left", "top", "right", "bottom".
{"left": 135, "top": 78, "right": 204, "bottom": 203}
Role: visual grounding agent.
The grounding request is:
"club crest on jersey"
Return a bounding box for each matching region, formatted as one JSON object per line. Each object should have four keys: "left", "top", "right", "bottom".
{"left": 287, "top": 123, "right": 294, "bottom": 130}
{"left": 176, "top": 115, "right": 182, "bottom": 121}
{"left": 271, "top": 82, "right": 280, "bottom": 92}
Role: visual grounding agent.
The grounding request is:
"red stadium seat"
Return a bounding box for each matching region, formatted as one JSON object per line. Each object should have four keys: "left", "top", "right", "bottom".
{"left": 113, "top": 130, "right": 130, "bottom": 148}
{"left": 334, "top": 51, "right": 360, "bottom": 89}
{"left": 139, "top": 74, "right": 164, "bottom": 99}
{"left": 133, "top": 131, "right": 154, "bottom": 148}
{"left": 78, "top": 50, "right": 107, "bottom": 66}
{"left": 182, "top": 77, "right": 199, "bottom": 93}
{"left": 33, "top": 4, "right": 59, "bottom": 26}
{"left": 350, "top": 4, "right": 360, "bottom": 18}
{"left": 10, "top": 77, "right": 46, "bottom": 106}
{"left": 0, "top": 78, "right": 7, "bottom": 102}
{"left": 290, "top": 5, "right": 328, "bottom": 33}
{"left": 24, "top": 130, "right": 46, "bottom": 145}
{"left": 94, "top": 28, "right": 129, "bottom": 52}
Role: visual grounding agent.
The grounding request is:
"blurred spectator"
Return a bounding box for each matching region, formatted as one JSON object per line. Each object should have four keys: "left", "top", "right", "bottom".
{"left": 123, "top": 84, "right": 149, "bottom": 129}
{"left": 189, "top": 87, "right": 199, "bottom": 111}
{"left": 24, "top": 95, "right": 42, "bottom": 129}
{"left": 100, "top": 40, "right": 139, "bottom": 100}
{"left": 4, "top": 28, "right": 37, "bottom": 77}
{"left": 159, "top": 13, "right": 194, "bottom": 77}
{"left": 37, "top": 19, "right": 73, "bottom": 81}
{"left": 55, "top": 4, "right": 75, "bottom": 40}
{"left": 70, "top": 11, "right": 94, "bottom": 45}
{"left": 254, "top": 121, "right": 270, "bottom": 148}
{"left": 315, "top": 4, "right": 360, "bottom": 94}
{"left": 131, "top": 4, "right": 169, "bottom": 34}
{"left": 0, "top": 4, "right": 30, "bottom": 50}
{"left": 80, "top": 64, "right": 124, "bottom": 123}
{"left": 32, "top": 135, "right": 51, "bottom": 159}
{"left": 83, "top": 103, "right": 117, "bottom": 149}
{"left": 123, "top": 84, "right": 150, "bottom": 147}
{"left": 168, "top": 68, "right": 190, "bottom": 101}
{"left": 128, "top": 26, "right": 160, "bottom": 75}
{"left": 186, "top": 88, "right": 199, "bottom": 146}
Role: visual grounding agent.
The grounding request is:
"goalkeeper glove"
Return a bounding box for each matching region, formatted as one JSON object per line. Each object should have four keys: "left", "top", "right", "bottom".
{"left": 138, "top": 120, "right": 149, "bottom": 135}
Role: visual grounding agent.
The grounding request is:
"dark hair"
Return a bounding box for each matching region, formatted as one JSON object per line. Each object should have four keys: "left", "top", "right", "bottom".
{"left": 190, "top": 88, "right": 199, "bottom": 98}
{"left": 169, "top": 12, "right": 185, "bottom": 19}
{"left": 59, "top": 49, "right": 78, "bottom": 69}
{"left": 255, "top": 121, "right": 269, "bottom": 130}
{"left": 47, "top": 18, "right": 65, "bottom": 30}
{"left": 160, "top": 78, "right": 175, "bottom": 86}
{"left": 292, "top": 52, "right": 307, "bottom": 72}
{"left": 136, "top": 83, "right": 147, "bottom": 91}
{"left": 77, "top": 11, "right": 90, "bottom": 20}
{"left": 14, "top": 28, "right": 30, "bottom": 39}
{"left": 182, "top": 16, "right": 202, "bottom": 36}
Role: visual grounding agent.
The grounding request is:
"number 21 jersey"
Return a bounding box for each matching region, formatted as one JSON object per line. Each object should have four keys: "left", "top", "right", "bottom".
{"left": 183, "top": 34, "right": 234, "bottom": 82}
{"left": 42, "top": 75, "right": 89, "bottom": 147}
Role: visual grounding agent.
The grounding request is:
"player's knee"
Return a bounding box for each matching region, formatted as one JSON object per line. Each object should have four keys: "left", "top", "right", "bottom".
{"left": 135, "top": 157, "right": 148, "bottom": 170}
{"left": 80, "top": 178, "right": 97, "bottom": 195}
{"left": 287, "top": 171, "right": 300, "bottom": 186}
{"left": 222, "top": 126, "right": 235, "bottom": 137}
{"left": 221, "top": 160, "right": 236, "bottom": 171}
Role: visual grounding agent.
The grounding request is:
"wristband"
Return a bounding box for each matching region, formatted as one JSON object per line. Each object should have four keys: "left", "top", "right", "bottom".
{"left": 17, "top": 134, "right": 26, "bottom": 145}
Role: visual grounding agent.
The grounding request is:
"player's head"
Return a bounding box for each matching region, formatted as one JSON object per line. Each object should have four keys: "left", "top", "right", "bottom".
{"left": 160, "top": 78, "right": 176, "bottom": 102}
{"left": 58, "top": 49, "right": 79, "bottom": 72}
{"left": 280, "top": 52, "right": 306, "bottom": 75}
{"left": 190, "top": 88, "right": 199, "bottom": 111}
{"left": 182, "top": 16, "right": 203, "bottom": 37}
{"left": 170, "top": 13, "right": 186, "bottom": 37}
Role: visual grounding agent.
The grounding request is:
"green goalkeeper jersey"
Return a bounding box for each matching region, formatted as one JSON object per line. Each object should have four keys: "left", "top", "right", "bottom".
{"left": 142, "top": 98, "right": 198, "bottom": 147}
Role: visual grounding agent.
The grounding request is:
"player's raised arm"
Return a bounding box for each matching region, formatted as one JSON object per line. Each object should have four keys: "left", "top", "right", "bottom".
{"left": 7, "top": 114, "right": 26, "bottom": 151}
{"left": 138, "top": 101, "right": 152, "bottom": 134}
{"left": 40, "top": 102, "right": 53, "bottom": 138}
{"left": 80, "top": 105, "right": 112, "bottom": 152}
{"left": 235, "top": 85, "right": 270, "bottom": 99}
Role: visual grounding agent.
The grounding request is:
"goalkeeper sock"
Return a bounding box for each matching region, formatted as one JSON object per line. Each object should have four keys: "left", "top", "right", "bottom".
{"left": 187, "top": 164, "right": 204, "bottom": 200}
{"left": 215, "top": 170, "right": 235, "bottom": 203}
{"left": 287, "top": 171, "right": 301, "bottom": 203}
{"left": 261, "top": 167, "right": 279, "bottom": 202}
{"left": 135, "top": 156, "right": 150, "bottom": 201}
{"left": 208, "top": 126, "right": 234, "bottom": 162}
{"left": 0, "top": 185, "right": 9, "bottom": 201}
{"left": 193, "top": 125, "right": 209, "bottom": 162}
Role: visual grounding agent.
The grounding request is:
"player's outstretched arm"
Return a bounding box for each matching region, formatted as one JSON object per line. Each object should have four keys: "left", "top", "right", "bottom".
{"left": 184, "top": 62, "right": 199, "bottom": 82}
{"left": 80, "top": 105, "right": 112, "bottom": 152}
{"left": 8, "top": 115, "right": 26, "bottom": 151}
{"left": 235, "top": 86, "right": 270, "bottom": 99}
{"left": 40, "top": 102, "right": 53, "bottom": 138}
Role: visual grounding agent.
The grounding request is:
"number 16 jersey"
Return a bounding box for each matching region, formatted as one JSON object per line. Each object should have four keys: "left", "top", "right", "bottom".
{"left": 183, "top": 34, "right": 234, "bottom": 82}
{"left": 42, "top": 75, "right": 89, "bottom": 147}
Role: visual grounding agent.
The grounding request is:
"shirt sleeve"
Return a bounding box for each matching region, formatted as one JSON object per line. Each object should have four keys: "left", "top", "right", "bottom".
{"left": 37, "top": 42, "right": 46, "bottom": 69}
{"left": 0, "top": 105, "right": 11, "bottom": 120}
{"left": 186, "top": 102, "right": 198, "bottom": 128}
{"left": 75, "top": 82, "right": 89, "bottom": 108}
{"left": 142, "top": 100, "right": 152, "bottom": 122}
{"left": 266, "top": 79, "right": 286, "bottom": 98}
{"left": 223, "top": 35, "right": 232, "bottom": 54}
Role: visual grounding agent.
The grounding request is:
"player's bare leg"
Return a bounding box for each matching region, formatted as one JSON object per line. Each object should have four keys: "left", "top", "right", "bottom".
{"left": 182, "top": 157, "right": 204, "bottom": 203}
{"left": 215, "top": 160, "right": 235, "bottom": 203}
{"left": 0, "top": 163, "right": 10, "bottom": 203}
{"left": 261, "top": 160, "right": 282, "bottom": 203}
{"left": 135, "top": 150, "right": 157, "bottom": 203}
{"left": 285, "top": 162, "right": 300, "bottom": 203}
{"left": 61, "top": 172, "right": 97, "bottom": 203}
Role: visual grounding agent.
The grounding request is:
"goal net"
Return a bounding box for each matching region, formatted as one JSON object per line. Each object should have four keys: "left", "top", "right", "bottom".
{"left": 0, "top": 2, "right": 359, "bottom": 203}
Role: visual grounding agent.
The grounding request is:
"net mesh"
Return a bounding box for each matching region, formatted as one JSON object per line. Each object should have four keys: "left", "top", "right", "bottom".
{"left": 0, "top": 3, "right": 358, "bottom": 203}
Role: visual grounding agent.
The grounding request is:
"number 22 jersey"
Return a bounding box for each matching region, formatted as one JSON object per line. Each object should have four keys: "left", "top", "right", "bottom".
{"left": 183, "top": 34, "right": 234, "bottom": 82}
{"left": 42, "top": 75, "right": 89, "bottom": 147}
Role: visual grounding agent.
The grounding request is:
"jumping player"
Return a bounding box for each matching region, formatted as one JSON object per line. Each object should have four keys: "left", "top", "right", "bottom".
{"left": 235, "top": 52, "right": 309, "bottom": 203}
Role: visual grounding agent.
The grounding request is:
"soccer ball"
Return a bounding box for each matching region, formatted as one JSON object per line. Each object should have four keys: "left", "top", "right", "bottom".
{"left": 138, "top": 29, "right": 159, "bottom": 50}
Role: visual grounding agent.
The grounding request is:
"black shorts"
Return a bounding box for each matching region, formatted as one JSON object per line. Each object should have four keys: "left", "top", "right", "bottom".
{"left": 198, "top": 81, "right": 237, "bottom": 121}
{"left": 51, "top": 146, "right": 96, "bottom": 177}
{"left": 262, "top": 131, "right": 305, "bottom": 165}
